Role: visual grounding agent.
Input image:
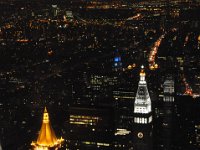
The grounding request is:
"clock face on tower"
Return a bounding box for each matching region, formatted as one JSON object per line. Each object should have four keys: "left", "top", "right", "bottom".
{"left": 137, "top": 132, "right": 144, "bottom": 139}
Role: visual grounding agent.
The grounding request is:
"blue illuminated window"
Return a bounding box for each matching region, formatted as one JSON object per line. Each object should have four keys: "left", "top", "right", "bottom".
{"left": 114, "top": 57, "right": 121, "bottom": 62}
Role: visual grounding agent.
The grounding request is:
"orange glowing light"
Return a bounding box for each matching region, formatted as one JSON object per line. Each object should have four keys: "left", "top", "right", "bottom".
{"left": 31, "top": 107, "right": 64, "bottom": 149}
{"left": 48, "top": 50, "right": 53, "bottom": 56}
{"left": 128, "top": 65, "right": 132, "bottom": 70}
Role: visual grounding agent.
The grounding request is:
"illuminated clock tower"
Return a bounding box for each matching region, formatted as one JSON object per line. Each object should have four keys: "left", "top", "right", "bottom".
{"left": 133, "top": 66, "right": 153, "bottom": 150}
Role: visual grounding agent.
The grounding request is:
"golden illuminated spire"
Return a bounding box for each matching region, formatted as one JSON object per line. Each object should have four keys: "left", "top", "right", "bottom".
{"left": 31, "top": 107, "right": 64, "bottom": 150}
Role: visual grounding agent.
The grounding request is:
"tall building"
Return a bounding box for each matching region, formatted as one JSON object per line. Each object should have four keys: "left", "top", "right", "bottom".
{"left": 113, "top": 90, "right": 135, "bottom": 149}
{"left": 161, "top": 76, "right": 175, "bottom": 149}
{"left": 133, "top": 66, "right": 153, "bottom": 150}
{"left": 163, "top": 76, "right": 175, "bottom": 103}
{"left": 52, "top": 5, "right": 58, "bottom": 17}
{"left": 66, "top": 106, "right": 114, "bottom": 149}
{"left": 31, "top": 107, "right": 64, "bottom": 150}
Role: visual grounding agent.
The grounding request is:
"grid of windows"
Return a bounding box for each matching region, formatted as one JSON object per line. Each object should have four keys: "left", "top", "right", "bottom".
{"left": 164, "top": 96, "right": 174, "bottom": 102}
{"left": 134, "top": 117, "right": 149, "bottom": 124}
{"left": 70, "top": 115, "right": 101, "bottom": 126}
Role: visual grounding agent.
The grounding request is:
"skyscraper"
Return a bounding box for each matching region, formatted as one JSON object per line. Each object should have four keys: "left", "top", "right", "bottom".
{"left": 113, "top": 90, "right": 135, "bottom": 149}
{"left": 133, "top": 66, "right": 153, "bottom": 150}
{"left": 31, "top": 107, "right": 64, "bottom": 150}
{"left": 161, "top": 76, "right": 175, "bottom": 149}
{"left": 52, "top": 5, "right": 58, "bottom": 17}
{"left": 66, "top": 106, "right": 114, "bottom": 149}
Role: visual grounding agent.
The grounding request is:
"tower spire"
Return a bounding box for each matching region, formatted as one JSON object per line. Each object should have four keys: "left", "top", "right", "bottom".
{"left": 140, "top": 65, "right": 146, "bottom": 82}
{"left": 31, "top": 107, "right": 64, "bottom": 149}
{"left": 134, "top": 66, "right": 152, "bottom": 119}
{"left": 133, "top": 66, "right": 153, "bottom": 150}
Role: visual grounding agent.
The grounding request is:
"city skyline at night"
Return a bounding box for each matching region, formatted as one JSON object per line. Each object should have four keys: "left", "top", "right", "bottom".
{"left": 0, "top": 0, "right": 200, "bottom": 150}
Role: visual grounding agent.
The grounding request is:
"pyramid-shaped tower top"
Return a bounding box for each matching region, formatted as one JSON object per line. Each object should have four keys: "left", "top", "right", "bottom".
{"left": 31, "top": 107, "right": 64, "bottom": 148}
{"left": 134, "top": 66, "right": 152, "bottom": 114}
